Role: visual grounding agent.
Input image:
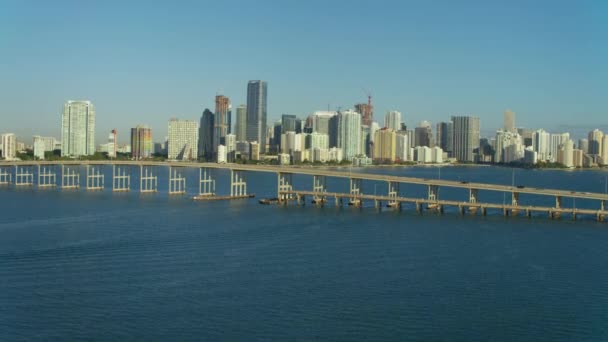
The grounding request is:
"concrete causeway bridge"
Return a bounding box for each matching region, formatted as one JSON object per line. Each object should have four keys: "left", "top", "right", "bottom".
{"left": 1, "top": 160, "right": 607, "bottom": 222}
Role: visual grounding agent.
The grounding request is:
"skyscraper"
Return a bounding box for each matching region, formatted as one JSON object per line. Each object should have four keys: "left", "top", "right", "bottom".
{"left": 414, "top": 121, "right": 433, "bottom": 147}
{"left": 532, "top": 129, "right": 551, "bottom": 162}
{"left": 355, "top": 102, "right": 373, "bottom": 127}
{"left": 452, "top": 116, "right": 480, "bottom": 162}
{"left": 384, "top": 111, "right": 402, "bottom": 131}
{"left": 168, "top": 119, "right": 198, "bottom": 161}
{"left": 338, "top": 110, "right": 361, "bottom": 161}
{"left": 61, "top": 100, "right": 95, "bottom": 157}
{"left": 235, "top": 105, "right": 247, "bottom": 141}
{"left": 246, "top": 80, "right": 268, "bottom": 153}
{"left": 198, "top": 109, "right": 214, "bottom": 160}
{"left": 588, "top": 129, "right": 603, "bottom": 156}
{"left": 131, "top": 125, "right": 153, "bottom": 159}
{"left": 1, "top": 133, "right": 16, "bottom": 160}
{"left": 504, "top": 110, "right": 515, "bottom": 133}
{"left": 281, "top": 114, "right": 297, "bottom": 133}
{"left": 214, "top": 95, "right": 231, "bottom": 155}
{"left": 373, "top": 128, "right": 397, "bottom": 162}
{"left": 436, "top": 121, "right": 453, "bottom": 157}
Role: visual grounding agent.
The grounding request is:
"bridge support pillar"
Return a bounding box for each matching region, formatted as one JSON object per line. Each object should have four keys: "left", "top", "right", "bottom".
{"left": 61, "top": 165, "right": 80, "bottom": 189}
{"left": 511, "top": 192, "right": 519, "bottom": 206}
{"left": 481, "top": 207, "right": 487, "bottom": 216}
{"left": 37, "top": 165, "right": 56, "bottom": 188}
{"left": 86, "top": 165, "right": 104, "bottom": 191}
{"left": 350, "top": 178, "right": 362, "bottom": 207}
{"left": 312, "top": 175, "right": 326, "bottom": 203}
{"left": 427, "top": 184, "right": 438, "bottom": 201}
{"left": 112, "top": 165, "right": 130, "bottom": 192}
{"left": 459, "top": 205, "right": 465, "bottom": 215}
{"left": 601, "top": 200, "right": 605, "bottom": 211}
{"left": 15, "top": 165, "right": 34, "bottom": 186}
{"left": 198, "top": 168, "right": 215, "bottom": 196}
{"left": 555, "top": 196, "right": 562, "bottom": 209}
{"left": 230, "top": 170, "right": 247, "bottom": 197}
{"left": 168, "top": 166, "right": 186, "bottom": 195}
{"left": 277, "top": 172, "right": 293, "bottom": 204}
{"left": 469, "top": 188, "right": 478, "bottom": 203}
{"left": 139, "top": 165, "right": 158, "bottom": 193}
{"left": 416, "top": 201, "right": 422, "bottom": 213}
{"left": 388, "top": 181, "right": 399, "bottom": 208}
{"left": 0, "top": 166, "right": 12, "bottom": 185}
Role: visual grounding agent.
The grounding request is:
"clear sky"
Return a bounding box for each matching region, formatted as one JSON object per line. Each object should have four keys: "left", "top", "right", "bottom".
{"left": 1, "top": 0, "right": 606, "bottom": 143}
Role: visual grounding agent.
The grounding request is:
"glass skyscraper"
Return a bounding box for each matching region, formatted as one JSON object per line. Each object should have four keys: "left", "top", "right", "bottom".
{"left": 246, "top": 80, "right": 268, "bottom": 153}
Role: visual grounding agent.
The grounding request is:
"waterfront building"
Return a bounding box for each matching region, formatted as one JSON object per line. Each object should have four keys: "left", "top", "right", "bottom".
{"left": 524, "top": 146, "right": 537, "bottom": 164}
{"left": 396, "top": 131, "right": 409, "bottom": 162}
{"left": 373, "top": 128, "right": 396, "bottom": 162}
{"left": 452, "top": 116, "right": 480, "bottom": 162}
{"left": 436, "top": 121, "right": 453, "bottom": 157}
{"left": 131, "top": 125, "right": 152, "bottom": 160}
{"left": 225, "top": 134, "right": 236, "bottom": 162}
{"left": 198, "top": 109, "right": 214, "bottom": 160}
{"left": 504, "top": 110, "right": 515, "bottom": 133}
{"left": 517, "top": 128, "right": 533, "bottom": 147}
{"left": 550, "top": 133, "right": 570, "bottom": 163}
{"left": 235, "top": 141, "right": 250, "bottom": 159}
{"left": 235, "top": 105, "right": 247, "bottom": 142}
{"left": 33, "top": 136, "right": 45, "bottom": 159}
{"left": 217, "top": 145, "right": 227, "bottom": 164}
{"left": 249, "top": 141, "right": 260, "bottom": 161}
{"left": 601, "top": 136, "right": 608, "bottom": 165}
{"left": 495, "top": 130, "right": 524, "bottom": 163}
{"left": 337, "top": 110, "right": 361, "bottom": 161}
{"left": 61, "top": 100, "right": 95, "bottom": 157}
{"left": 281, "top": 114, "right": 297, "bottom": 133}
{"left": 1, "top": 133, "right": 16, "bottom": 160}
{"left": 355, "top": 103, "right": 373, "bottom": 126}
{"left": 328, "top": 147, "right": 343, "bottom": 162}
{"left": 279, "top": 153, "right": 290, "bottom": 165}
{"left": 573, "top": 149, "right": 584, "bottom": 168}
{"left": 214, "top": 95, "right": 232, "bottom": 156}
{"left": 384, "top": 111, "right": 401, "bottom": 132}
{"left": 312, "top": 147, "right": 329, "bottom": 163}
{"left": 532, "top": 129, "right": 551, "bottom": 162}
{"left": 588, "top": 129, "right": 603, "bottom": 156}
{"left": 308, "top": 132, "right": 329, "bottom": 151}
{"left": 168, "top": 119, "right": 198, "bottom": 161}
{"left": 246, "top": 80, "right": 268, "bottom": 153}
{"left": 578, "top": 138, "right": 589, "bottom": 154}
{"left": 414, "top": 121, "right": 432, "bottom": 147}
{"left": 557, "top": 139, "right": 574, "bottom": 167}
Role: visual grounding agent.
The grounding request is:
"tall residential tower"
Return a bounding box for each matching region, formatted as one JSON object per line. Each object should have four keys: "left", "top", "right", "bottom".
{"left": 246, "top": 80, "right": 268, "bottom": 153}
{"left": 61, "top": 100, "right": 95, "bottom": 157}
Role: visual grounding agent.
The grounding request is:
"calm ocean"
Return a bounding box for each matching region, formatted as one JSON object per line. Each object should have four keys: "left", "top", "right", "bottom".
{"left": 1, "top": 166, "right": 608, "bottom": 341}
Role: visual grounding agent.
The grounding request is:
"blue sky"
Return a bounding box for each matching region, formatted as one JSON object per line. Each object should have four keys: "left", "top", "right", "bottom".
{"left": 0, "top": 0, "right": 606, "bottom": 143}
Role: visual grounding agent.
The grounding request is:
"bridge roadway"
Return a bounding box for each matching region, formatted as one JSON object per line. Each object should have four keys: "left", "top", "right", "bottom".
{"left": 280, "top": 190, "right": 604, "bottom": 218}
{"left": 3, "top": 160, "right": 607, "bottom": 202}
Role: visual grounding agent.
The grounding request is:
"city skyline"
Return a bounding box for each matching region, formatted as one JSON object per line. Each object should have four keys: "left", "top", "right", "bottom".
{"left": 1, "top": 1, "right": 606, "bottom": 142}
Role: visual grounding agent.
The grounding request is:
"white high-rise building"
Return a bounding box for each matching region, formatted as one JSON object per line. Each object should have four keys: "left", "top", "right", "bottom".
{"left": 1, "top": 133, "right": 16, "bottom": 160}
{"left": 503, "top": 110, "right": 515, "bottom": 133}
{"left": 217, "top": 145, "right": 227, "bottom": 163}
{"left": 452, "top": 116, "right": 480, "bottom": 162}
{"left": 550, "top": 133, "right": 570, "bottom": 163}
{"left": 495, "top": 130, "right": 524, "bottom": 163}
{"left": 309, "top": 132, "right": 329, "bottom": 150}
{"left": 61, "top": 100, "right": 95, "bottom": 157}
{"left": 168, "top": 119, "right": 199, "bottom": 160}
{"left": 532, "top": 129, "right": 551, "bottom": 162}
{"left": 396, "top": 132, "right": 409, "bottom": 162}
{"left": 33, "top": 136, "right": 46, "bottom": 159}
{"left": 338, "top": 110, "right": 361, "bottom": 161}
{"left": 384, "top": 111, "right": 401, "bottom": 131}
{"left": 558, "top": 139, "right": 574, "bottom": 168}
